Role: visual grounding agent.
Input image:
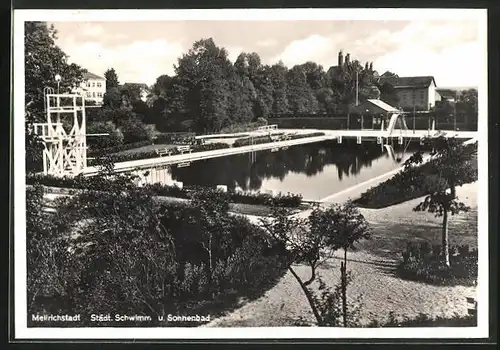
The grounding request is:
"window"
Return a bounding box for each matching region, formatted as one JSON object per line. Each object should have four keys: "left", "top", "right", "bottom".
{"left": 92, "top": 82, "right": 95, "bottom": 87}
{"left": 420, "top": 90, "right": 425, "bottom": 101}
{"left": 97, "top": 82, "right": 102, "bottom": 88}
{"left": 86, "top": 92, "right": 91, "bottom": 97}
{"left": 87, "top": 82, "right": 91, "bottom": 87}
{"left": 97, "top": 92, "right": 103, "bottom": 98}
{"left": 92, "top": 92, "right": 96, "bottom": 97}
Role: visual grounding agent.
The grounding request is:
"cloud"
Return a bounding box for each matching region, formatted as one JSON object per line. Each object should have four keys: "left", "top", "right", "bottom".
{"left": 374, "top": 41, "right": 481, "bottom": 87}
{"left": 256, "top": 39, "right": 278, "bottom": 47}
{"left": 63, "top": 39, "right": 185, "bottom": 85}
{"left": 271, "top": 34, "right": 337, "bottom": 67}
{"left": 81, "top": 23, "right": 104, "bottom": 38}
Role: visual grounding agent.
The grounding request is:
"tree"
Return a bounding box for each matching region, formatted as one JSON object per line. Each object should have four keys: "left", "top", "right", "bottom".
{"left": 86, "top": 121, "right": 123, "bottom": 150}
{"left": 260, "top": 204, "right": 369, "bottom": 326}
{"left": 404, "top": 136, "right": 478, "bottom": 266}
{"left": 309, "top": 202, "right": 371, "bottom": 326}
{"left": 102, "top": 87, "right": 123, "bottom": 110}
{"left": 286, "top": 66, "right": 318, "bottom": 114}
{"left": 377, "top": 81, "right": 400, "bottom": 107}
{"left": 25, "top": 22, "right": 87, "bottom": 122}
{"left": 24, "top": 22, "right": 86, "bottom": 172}
{"left": 174, "top": 38, "right": 233, "bottom": 132}
{"left": 104, "top": 68, "right": 119, "bottom": 90}
{"left": 188, "top": 189, "right": 231, "bottom": 284}
{"left": 269, "top": 62, "right": 289, "bottom": 114}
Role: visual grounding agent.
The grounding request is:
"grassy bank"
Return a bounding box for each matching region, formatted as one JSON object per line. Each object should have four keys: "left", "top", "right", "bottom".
{"left": 355, "top": 155, "right": 478, "bottom": 209}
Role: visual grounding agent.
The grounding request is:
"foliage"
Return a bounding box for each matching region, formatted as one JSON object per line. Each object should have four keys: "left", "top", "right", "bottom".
{"left": 26, "top": 173, "right": 304, "bottom": 208}
{"left": 406, "top": 137, "right": 477, "bottom": 266}
{"left": 375, "top": 312, "right": 476, "bottom": 327}
{"left": 86, "top": 121, "right": 124, "bottom": 150}
{"left": 27, "top": 165, "right": 289, "bottom": 326}
{"left": 396, "top": 241, "right": 478, "bottom": 286}
{"left": 24, "top": 22, "right": 86, "bottom": 173}
{"left": 311, "top": 273, "right": 363, "bottom": 327}
{"left": 118, "top": 116, "right": 155, "bottom": 143}
{"left": 25, "top": 22, "right": 86, "bottom": 123}
{"left": 356, "top": 141, "right": 478, "bottom": 209}
{"left": 261, "top": 204, "right": 370, "bottom": 326}
{"left": 87, "top": 142, "right": 230, "bottom": 164}
{"left": 104, "top": 68, "right": 119, "bottom": 90}
{"left": 26, "top": 184, "right": 80, "bottom": 315}
{"left": 268, "top": 116, "right": 348, "bottom": 130}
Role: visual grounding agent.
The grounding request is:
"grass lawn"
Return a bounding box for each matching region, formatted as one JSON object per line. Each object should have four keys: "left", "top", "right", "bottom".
{"left": 113, "top": 143, "right": 177, "bottom": 156}
{"left": 203, "top": 182, "right": 479, "bottom": 327}
{"left": 355, "top": 182, "right": 478, "bottom": 259}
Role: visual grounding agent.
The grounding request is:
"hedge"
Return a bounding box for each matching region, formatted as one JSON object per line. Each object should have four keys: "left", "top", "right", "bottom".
{"left": 396, "top": 241, "right": 478, "bottom": 286}
{"left": 88, "top": 132, "right": 196, "bottom": 157}
{"left": 88, "top": 140, "right": 152, "bottom": 156}
{"left": 88, "top": 142, "right": 231, "bottom": 165}
{"left": 355, "top": 154, "right": 478, "bottom": 209}
{"left": 268, "top": 117, "right": 348, "bottom": 130}
{"left": 27, "top": 174, "right": 304, "bottom": 208}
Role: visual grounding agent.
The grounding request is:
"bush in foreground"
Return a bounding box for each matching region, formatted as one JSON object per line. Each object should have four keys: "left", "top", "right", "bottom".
{"left": 27, "top": 174, "right": 304, "bottom": 208}
{"left": 367, "top": 312, "right": 477, "bottom": 327}
{"left": 27, "top": 183, "right": 289, "bottom": 327}
{"left": 396, "top": 241, "right": 478, "bottom": 286}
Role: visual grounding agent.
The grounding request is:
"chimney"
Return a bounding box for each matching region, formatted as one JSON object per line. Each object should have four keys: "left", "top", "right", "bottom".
{"left": 369, "top": 62, "right": 373, "bottom": 71}
{"left": 338, "top": 51, "right": 344, "bottom": 67}
{"left": 345, "top": 53, "right": 350, "bottom": 66}
{"left": 365, "top": 62, "right": 369, "bottom": 70}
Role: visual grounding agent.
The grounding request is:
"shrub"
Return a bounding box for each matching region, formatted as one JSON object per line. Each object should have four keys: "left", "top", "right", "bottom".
{"left": 86, "top": 121, "right": 124, "bottom": 151}
{"left": 367, "top": 312, "right": 477, "bottom": 327}
{"left": 118, "top": 117, "right": 154, "bottom": 143}
{"left": 154, "top": 132, "right": 196, "bottom": 145}
{"left": 397, "top": 241, "right": 478, "bottom": 286}
{"left": 27, "top": 179, "right": 290, "bottom": 327}
{"left": 355, "top": 147, "right": 478, "bottom": 209}
{"left": 87, "top": 142, "right": 231, "bottom": 165}
{"left": 88, "top": 140, "right": 152, "bottom": 157}
{"left": 27, "top": 174, "right": 303, "bottom": 208}
{"left": 233, "top": 135, "right": 273, "bottom": 147}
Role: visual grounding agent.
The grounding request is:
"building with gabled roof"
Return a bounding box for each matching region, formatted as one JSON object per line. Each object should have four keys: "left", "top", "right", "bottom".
{"left": 378, "top": 75, "right": 441, "bottom": 111}
{"left": 77, "top": 71, "right": 106, "bottom": 105}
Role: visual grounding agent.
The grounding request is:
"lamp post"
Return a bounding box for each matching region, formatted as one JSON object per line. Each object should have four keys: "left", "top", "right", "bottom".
{"left": 55, "top": 74, "right": 61, "bottom": 94}
{"left": 453, "top": 91, "right": 457, "bottom": 131}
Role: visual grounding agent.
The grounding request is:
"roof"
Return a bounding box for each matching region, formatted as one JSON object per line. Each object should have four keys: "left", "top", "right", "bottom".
{"left": 83, "top": 71, "right": 105, "bottom": 80}
{"left": 378, "top": 76, "right": 436, "bottom": 89}
{"left": 121, "top": 83, "right": 150, "bottom": 89}
{"left": 349, "top": 99, "right": 399, "bottom": 114}
{"left": 366, "top": 99, "right": 399, "bottom": 112}
{"left": 436, "top": 88, "right": 457, "bottom": 99}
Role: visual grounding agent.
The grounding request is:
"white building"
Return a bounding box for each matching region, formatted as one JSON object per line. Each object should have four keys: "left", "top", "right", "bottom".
{"left": 80, "top": 72, "right": 106, "bottom": 105}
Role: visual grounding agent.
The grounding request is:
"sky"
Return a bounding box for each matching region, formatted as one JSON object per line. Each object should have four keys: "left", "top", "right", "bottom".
{"left": 51, "top": 19, "right": 482, "bottom": 88}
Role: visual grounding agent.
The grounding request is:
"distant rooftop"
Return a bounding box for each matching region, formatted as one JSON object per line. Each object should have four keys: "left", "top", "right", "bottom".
{"left": 121, "top": 83, "right": 150, "bottom": 89}
{"left": 378, "top": 76, "right": 437, "bottom": 89}
{"left": 83, "top": 71, "right": 105, "bottom": 80}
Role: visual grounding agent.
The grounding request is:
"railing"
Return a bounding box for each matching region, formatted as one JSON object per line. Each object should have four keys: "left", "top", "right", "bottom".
{"left": 33, "top": 123, "right": 66, "bottom": 139}
{"left": 257, "top": 124, "right": 278, "bottom": 131}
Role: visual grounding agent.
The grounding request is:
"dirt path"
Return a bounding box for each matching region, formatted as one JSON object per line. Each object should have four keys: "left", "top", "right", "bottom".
{"left": 203, "top": 183, "right": 478, "bottom": 327}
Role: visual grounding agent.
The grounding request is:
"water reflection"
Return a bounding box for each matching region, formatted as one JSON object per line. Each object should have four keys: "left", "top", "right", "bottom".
{"left": 140, "top": 141, "right": 419, "bottom": 201}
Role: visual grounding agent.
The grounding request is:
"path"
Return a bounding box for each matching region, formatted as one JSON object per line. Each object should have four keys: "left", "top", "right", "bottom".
{"left": 82, "top": 129, "right": 475, "bottom": 175}
{"left": 203, "top": 183, "right": 478, "bottom": 327}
